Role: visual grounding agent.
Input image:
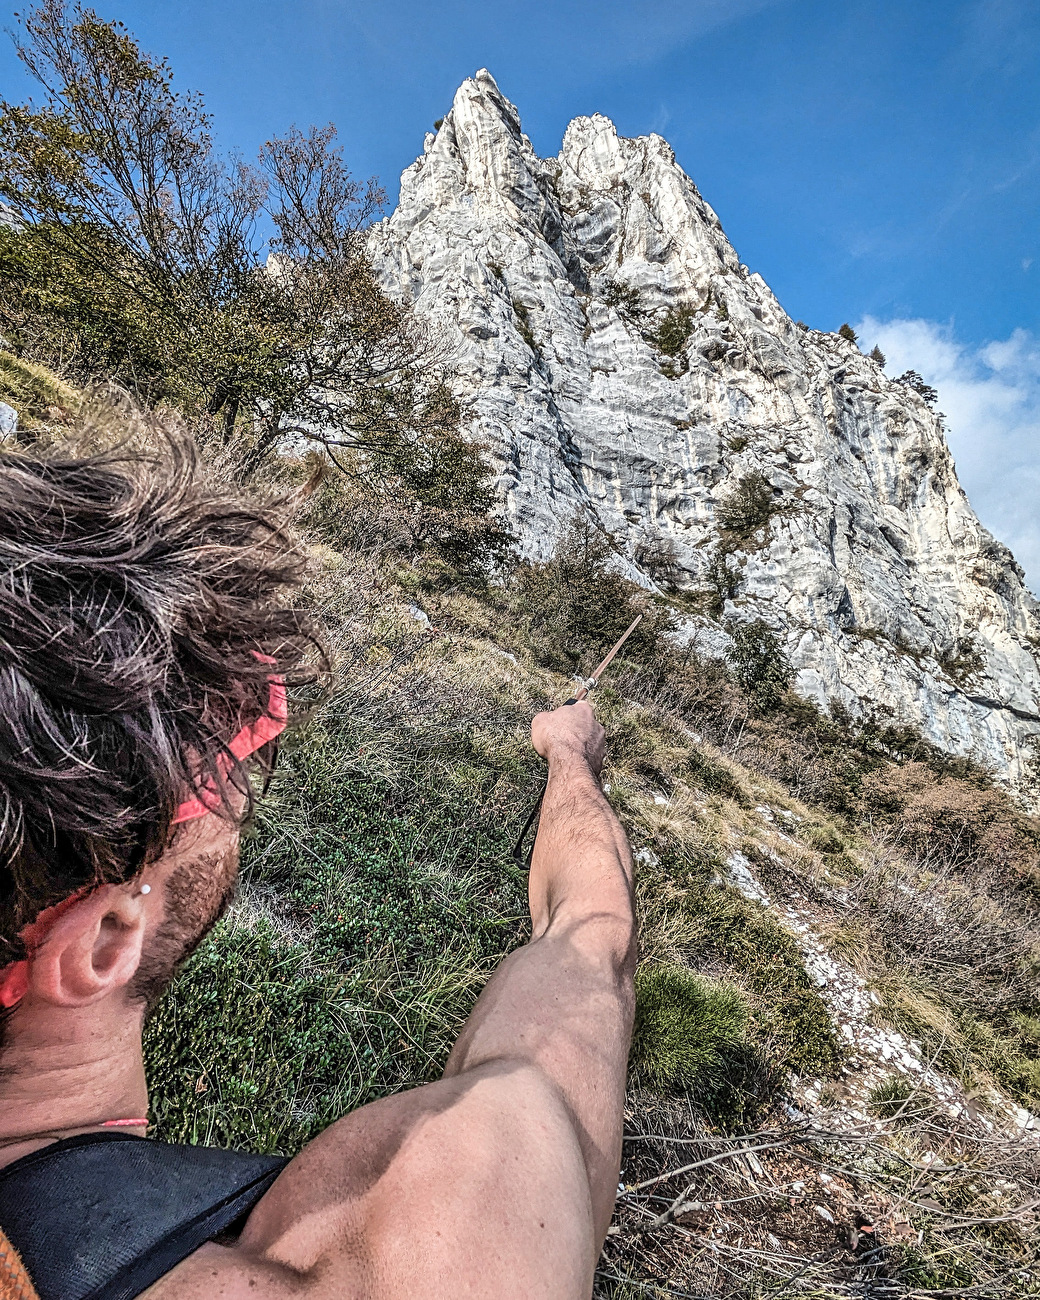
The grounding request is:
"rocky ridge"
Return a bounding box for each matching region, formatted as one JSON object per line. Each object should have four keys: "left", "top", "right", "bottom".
{"left": 369, "top": 69, "right": 1040, "bottom": 796}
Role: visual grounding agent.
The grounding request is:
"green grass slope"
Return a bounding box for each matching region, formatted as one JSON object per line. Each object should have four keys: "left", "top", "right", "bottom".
{"left": 5, "top": 392, "right": 1036, "bottom": 1295}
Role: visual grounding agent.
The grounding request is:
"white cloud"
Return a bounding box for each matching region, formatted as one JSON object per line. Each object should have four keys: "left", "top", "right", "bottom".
{"left": 856, "top": 315, "right": 1040, "bottom": 596}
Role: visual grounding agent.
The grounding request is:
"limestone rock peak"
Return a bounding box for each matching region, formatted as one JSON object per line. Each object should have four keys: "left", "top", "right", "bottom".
{"left": 369, "top": 71, "right": 1040, "bottom": 797}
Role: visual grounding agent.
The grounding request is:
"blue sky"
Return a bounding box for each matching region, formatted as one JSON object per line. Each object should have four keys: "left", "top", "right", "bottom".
{"left": 3, "top": 0, "right": 1039, "bottom": 584}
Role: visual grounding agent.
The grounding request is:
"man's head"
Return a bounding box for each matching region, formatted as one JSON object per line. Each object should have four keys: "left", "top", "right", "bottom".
{"left": 0, "top": 427, "right": 318, "bottom": 1034}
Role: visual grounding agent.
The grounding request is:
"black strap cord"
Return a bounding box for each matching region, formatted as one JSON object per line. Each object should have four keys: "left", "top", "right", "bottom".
{"left": 510, "top": 697, "right": 578, "bottom": 867}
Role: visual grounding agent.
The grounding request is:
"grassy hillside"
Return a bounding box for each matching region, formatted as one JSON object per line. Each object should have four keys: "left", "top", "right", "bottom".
{"left": 6, "top": 368, "right": 1039, "bottom": 1298}
{"left": 135, "top": 458, "right": 1040, "bottom": 1296}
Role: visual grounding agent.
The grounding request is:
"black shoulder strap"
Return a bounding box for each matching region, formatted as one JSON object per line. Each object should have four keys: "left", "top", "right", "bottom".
{"left": 0, "top": 1131, "right": 287, "bottom": 1300}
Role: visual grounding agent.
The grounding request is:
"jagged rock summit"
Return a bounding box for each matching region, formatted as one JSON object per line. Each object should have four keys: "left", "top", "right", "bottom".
{"left": 369, "top": 69, "right": 1040, "bottom": 793}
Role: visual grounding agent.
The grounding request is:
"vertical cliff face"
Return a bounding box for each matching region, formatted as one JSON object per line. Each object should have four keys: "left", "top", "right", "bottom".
{"left": 369, "top": 69, "right": 1040, "bottom": 794}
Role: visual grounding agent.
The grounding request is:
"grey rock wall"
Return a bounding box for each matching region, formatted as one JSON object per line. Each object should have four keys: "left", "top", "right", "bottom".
{"left": 369, "top": 70, "right": 1040, "bottom": 797}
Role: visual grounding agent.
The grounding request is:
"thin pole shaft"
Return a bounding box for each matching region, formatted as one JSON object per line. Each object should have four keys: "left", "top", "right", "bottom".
{"left": 580, "top": 614, "right": 643, "bottom": 695}
{"left": 511, "top": 614, "right": 643, "bottom": 864}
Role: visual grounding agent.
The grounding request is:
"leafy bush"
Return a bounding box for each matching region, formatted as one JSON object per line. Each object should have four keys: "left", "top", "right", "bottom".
{"left": 0, "top": 220, "right": 170, "bottom": 386}
{"left": 727, "top": 620, "right": 793, "bottom": 713}
{"left": 895, "top": 369, "right": 939, "bottom": 408}
{"left": 715, "top": 471, "right": 787, "bottom": 548}
{"left": 514, "top": 516, "right": 674, "bottom": 674}
{"left": 299, "top": 415, "right": 512, "bottom": 582}
{"left": 376, "top": 413, "right": 513, "bottom": 577}
{"left": 603, "top": 279, "right": 643, "bottom": 314}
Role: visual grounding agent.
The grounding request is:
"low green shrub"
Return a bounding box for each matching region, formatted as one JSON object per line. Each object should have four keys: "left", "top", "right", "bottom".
{"left": 867, "top": 1076, "right": 934, "bottom": 1126}
{"left": 715, "top": 471, "right": 791, "bottom": 549}
{"left": 651, "top": 304, "right": 696, "bottom": 376}
{"left": 513, "top": 516, "right": 674, "bottom": 675}
{"left": 144, "top": 688, "right": 534, "bottom": 1154}
{"left": 958, "top": 1011, "right": 1040, "bottom": 1108}
{"left": 674, "top": 872, "right": 843, "bottom": 1080}
{"left": 686, "top": 747, "right": 747, "bottom": 804}
{"left": 145, "top": 919, "right": 492, "bottom": 1152}
{"left": 630, "top": 964, "right": 767, "bottom": 1124}
{"left": 634, "top": 847, "right": 842, "bottom": 1088}
{"left": 653, "top": 305, "right": 697, "bottom": 357}
{"left": 899, "top": 1241, "right": 976, "bottom": 1290}
{"left": 603, "top": 280, "right": 643, "bottom": 314}
{"left": 727, "top": 620, "right": 793, "bottom": 714}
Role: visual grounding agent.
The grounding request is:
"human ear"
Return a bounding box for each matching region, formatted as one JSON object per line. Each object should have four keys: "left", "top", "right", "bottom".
{"left": 29, "top": 886, "right": 149, "bottom": 1008}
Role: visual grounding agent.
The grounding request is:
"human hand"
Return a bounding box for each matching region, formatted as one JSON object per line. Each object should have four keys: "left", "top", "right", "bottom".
{"left": 531, "top": 700, "right": 606, "bottom": 776}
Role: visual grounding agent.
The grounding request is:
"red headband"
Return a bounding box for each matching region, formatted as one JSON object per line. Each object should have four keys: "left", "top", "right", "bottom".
{"left": 172, "top": 670, "right": 287, "bottom": 824}
{"left": 0, "top": 661, "right": 287, "bottom": 1008}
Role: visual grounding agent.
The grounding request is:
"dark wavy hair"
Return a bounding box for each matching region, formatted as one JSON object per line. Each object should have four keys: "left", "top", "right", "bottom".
{"left": 0, "top": 427, "right": 321, "bottom": 964}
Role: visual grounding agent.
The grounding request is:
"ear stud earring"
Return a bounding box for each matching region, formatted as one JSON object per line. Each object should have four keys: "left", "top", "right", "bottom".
{"left": 139, "top": 884, "right": 151, "bottom": 895}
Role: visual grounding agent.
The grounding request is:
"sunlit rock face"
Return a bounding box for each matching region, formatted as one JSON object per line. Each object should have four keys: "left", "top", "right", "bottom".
{"left": 369, "top": 69, "right": 1040, "bottom": 796}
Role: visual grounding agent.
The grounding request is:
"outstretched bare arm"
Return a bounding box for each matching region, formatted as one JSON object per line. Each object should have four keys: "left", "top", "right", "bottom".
{"left": 159, "top": 701, "right": 635, "bottom": 1300}
{"left": 443, "top": 701, "right": 636, "bottom": 1240}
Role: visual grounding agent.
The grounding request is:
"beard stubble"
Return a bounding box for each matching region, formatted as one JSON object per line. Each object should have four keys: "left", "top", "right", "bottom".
{"left": 130, "top": 843, "right": 240, "bottom": 1010}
